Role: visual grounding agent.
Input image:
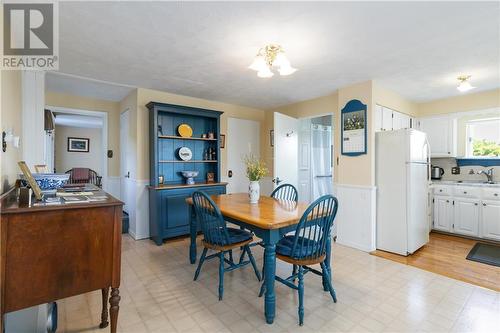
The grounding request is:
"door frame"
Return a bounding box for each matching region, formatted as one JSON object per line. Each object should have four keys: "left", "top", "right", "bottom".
{"left": 45, "top": 105, "right": 109, "bottom": 190}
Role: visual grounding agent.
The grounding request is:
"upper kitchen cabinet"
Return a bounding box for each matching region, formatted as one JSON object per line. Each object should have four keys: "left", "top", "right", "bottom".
{"left": 374, "top": 105, "right": 414, "bottom": 132}
{"left": 418, "top": 115, "right": 457, "bottom": 157}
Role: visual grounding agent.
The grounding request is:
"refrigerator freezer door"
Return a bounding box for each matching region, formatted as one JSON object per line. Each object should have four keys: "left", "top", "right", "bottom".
{"left": 408, "top": 129, "right": 429, "bottom": 163}
{"left": 407, "top": 162, "right": 430, "bottom": 253}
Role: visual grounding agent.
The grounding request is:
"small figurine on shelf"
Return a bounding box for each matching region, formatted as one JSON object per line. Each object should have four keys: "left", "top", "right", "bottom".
{"left": 211, "top": 148, "right": 216, "bottom": 160}
{"left": 201, "top": 133, "right": 207, "bottom": 139}
{"left": 158, "top": 175, "right": 164, "bottom": 184}
{"left": 206, "top": 172, "right": 215, "bottom": 183}
{"left": 203, "top": 148, "right": 209, "bottom": 160}
{"left": 207, "top": 131, "right": 215, "bottom": 139}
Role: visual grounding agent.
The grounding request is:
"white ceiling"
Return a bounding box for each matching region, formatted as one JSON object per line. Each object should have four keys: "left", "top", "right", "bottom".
{"left": 51, "top": 1, "right": 500, "bottom": 109}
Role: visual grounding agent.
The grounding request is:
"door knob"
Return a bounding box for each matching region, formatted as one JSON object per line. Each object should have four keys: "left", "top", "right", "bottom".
{"left": 272, "top": 177, "right": 283, "bottom": 185}
{"left": 125, "top": 171, "right": 130, "bottom": 178}
{"left": 228, "top": 170, "right": 233, "bottom": 178}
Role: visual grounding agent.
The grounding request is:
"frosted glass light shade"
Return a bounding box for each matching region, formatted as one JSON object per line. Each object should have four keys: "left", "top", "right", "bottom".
{"left": 457, "top": 81, "right": 475, "bottom": 92}
{"left": 278, "top": 64, "right": 297, "bottom": 76}
{"left": 249, "top": 55, "right": 267, "bottom": 72}
{"left": 257, "top": 67, "right": 274, "bottom": 78}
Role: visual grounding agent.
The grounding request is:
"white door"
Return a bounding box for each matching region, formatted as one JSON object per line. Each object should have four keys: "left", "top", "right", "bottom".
{"left": 382, "top": 107, "right": 393, "bottom": 131}
{"left": 481, "top": 201, "right": 500, "bottom": 241}
{"left": 453, "top": 199, "right": 480, "bottom": 236}
{"left": 274, "top": 112, "right": 299, "bottom": 189}
{"left": 226, "top": 118, "right": 260, "bottom": 194}
{"left": 120, "top": 110, "right": 131, "bottom": 213}
{"left": 433, "top": 196, "right": 452, "bottom": 231}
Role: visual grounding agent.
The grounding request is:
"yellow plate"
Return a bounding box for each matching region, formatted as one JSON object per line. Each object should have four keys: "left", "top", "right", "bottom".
{"left": 177, "top": 124, "right": 193, "bottom": 138}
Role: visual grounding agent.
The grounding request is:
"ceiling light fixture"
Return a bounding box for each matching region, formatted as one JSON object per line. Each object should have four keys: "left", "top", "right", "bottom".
{"left": 457, "top": 75, "right": 475, "bottom": 92}
{"left": 249, "top": 44, "right": 297, "bottom": 78}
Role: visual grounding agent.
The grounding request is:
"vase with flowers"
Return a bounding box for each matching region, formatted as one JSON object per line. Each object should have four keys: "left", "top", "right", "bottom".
{"left": 243, "top": 154, "right": 268, "bottom": 204}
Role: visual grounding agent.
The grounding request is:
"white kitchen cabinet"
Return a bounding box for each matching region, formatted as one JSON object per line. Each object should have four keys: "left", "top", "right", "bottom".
{"left": 419, "top": 115, "right": 457, "bottom": 157}
{"left": 453, "top": 198, "right": 480, "bottom": 236}
{"left": 374, "top": 105, "right": 383, "bottom": 132}
{"left": 393, "top": 112, "right": 411, "bottom": 130}
{"left": 375, "top": 105, "right": 413, "bottom": 132}
{"left": 382, "top": 107, "right": 393, "bottom": 131}
{"left": 481, "top": 200, "right": 500, "bottom": 241}
{"left": 433, "top": 195, "right": 453, "bottom": 232}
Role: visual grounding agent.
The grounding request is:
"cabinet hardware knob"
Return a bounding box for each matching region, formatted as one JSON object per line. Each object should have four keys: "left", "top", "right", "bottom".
{"left": 483, "top": 203, "right": 486, "bottom": 206}
{"left": 448, "top": 152, "right": 451, "bottom": 154}
{"left": 439, "top": 189, "right": 442, "bottom": 192}
{"left": 464, "top": 191, "right": 467, "bottom": 194}
{"left": 474, "top": 203, "right": 478, "bottom": 206}
{"left": 495, "top": 193, "right": 498, "bottom": 196}
{"left": 446, "top": 200, "right": 449, "bottom": 203}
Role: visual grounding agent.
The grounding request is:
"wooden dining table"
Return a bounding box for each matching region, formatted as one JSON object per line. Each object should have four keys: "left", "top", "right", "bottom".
{"left": 186, "top": 193, "right": 333, "bottom": 324}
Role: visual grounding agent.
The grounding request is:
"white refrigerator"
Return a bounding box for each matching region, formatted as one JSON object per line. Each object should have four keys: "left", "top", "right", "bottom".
{"left": 376, "top": 129, "right": 430, "bottom": 256}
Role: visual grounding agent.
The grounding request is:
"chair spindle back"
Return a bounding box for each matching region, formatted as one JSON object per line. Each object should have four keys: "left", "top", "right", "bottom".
{"left": 270, "top": 184, "right": 298, "bottom": 202}
{"left": 192, "top": 191, "right": 230, "bottom": 246}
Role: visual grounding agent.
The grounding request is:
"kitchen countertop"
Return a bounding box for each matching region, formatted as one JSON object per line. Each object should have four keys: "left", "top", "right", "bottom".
{"left": 430, "top": 180, "right": 500, "bottom": 187}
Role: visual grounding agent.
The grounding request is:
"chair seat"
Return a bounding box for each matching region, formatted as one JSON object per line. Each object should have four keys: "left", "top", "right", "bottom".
{"left": 227, "top": 227, "right": 253, "bottom": 244}
{"left": 203, "top": 227, "right": 253, "bottom": 246}
{"left": 276, "top": 235, "right": 320, "bottom": 259}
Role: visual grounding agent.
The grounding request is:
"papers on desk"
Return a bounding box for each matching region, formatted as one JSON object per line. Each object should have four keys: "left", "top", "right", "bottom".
{"left": 33, "top": 195, "right": 108, "bottom": 206}
{"left": 56, "top": 191, "right": 94, "bottom": 197}
{"left": 62, "top": 196, "right": 90, "bottom": 204}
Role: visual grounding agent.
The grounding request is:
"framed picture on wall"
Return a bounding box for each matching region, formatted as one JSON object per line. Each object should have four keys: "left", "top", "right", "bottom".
{"left": 67, "top": 137, "right": 90, "bottom": 152}
{"left": 341, "top": 99, "right": 367, "bottom": 156}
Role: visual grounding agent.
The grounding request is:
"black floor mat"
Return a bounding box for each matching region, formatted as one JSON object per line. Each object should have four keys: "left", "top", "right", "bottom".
{"left": 466, "top": 242, "right": 500, "bottom": 267}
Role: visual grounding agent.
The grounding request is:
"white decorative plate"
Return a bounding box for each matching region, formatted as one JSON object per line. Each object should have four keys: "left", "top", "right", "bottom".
{"left": 178, "top": 147, "right": 193, "bottom": 161}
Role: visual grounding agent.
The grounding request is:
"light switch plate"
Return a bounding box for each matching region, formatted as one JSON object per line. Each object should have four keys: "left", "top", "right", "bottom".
{"left": 451, "top": 167, "right": 460, "bottom": 175}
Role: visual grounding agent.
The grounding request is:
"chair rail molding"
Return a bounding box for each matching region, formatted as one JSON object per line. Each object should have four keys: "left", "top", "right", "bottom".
{"left": 334, "top": 183, "right": 377, "bottom": 252}
{"left": 22, "top": 71, "right": 46, "bottom": 168}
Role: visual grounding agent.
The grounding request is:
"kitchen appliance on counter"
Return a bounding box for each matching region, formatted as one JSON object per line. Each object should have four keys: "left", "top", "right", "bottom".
{"left": 431, "top": 166, "right": 445, "bottom": 180}
{"left": 376, "top": 129, "right": 430, "bottom": 256}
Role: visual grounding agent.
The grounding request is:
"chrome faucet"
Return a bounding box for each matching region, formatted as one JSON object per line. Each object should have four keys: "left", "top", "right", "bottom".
{"left": 478, "top": 168, "right": 494, "bottom": 183}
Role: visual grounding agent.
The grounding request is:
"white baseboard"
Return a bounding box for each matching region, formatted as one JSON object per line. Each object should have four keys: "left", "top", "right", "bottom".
{"left": 334, "top": 183, "right": 377, "bottom": 252}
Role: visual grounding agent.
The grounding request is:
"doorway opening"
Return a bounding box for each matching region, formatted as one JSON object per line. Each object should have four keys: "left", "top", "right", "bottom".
{"left": 45, "top": 106, "right": 108, "bottom": 189}
{"left": 298, "top": 115, "right": 334, "bottom": 202}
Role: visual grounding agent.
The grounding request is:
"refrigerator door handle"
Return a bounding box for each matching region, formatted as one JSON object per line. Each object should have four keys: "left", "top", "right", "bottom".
{"left": 424, "top": 136, "right": 431, "bottom": 183}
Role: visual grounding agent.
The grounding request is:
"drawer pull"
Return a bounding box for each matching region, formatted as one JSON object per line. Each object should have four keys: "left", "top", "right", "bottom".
{"left": 463, "top": 191, "right": 467, "bottom": 194}
{"left": 495, "top": 193, "right": 498, "bottom": 196}
{"left": 474, "top": 203, "right": 478, "bottom": 206}
{"left": 439, "top": 189, "right": 443, "bottom": 192}
{"left": 483, "top": 203, "right": 487, "bottom": 206}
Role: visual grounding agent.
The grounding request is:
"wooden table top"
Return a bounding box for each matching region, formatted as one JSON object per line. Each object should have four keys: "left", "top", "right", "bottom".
{"left": 186, "top": 193, "right": 309, "bottom": 230}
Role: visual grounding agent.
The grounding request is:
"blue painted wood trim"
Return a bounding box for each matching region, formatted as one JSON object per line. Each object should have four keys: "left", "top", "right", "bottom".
{"left": 146, "top": 101, "right": 223, "bottom": 118}
{"left": 341, "top": 99, "right": 367, "bottom": 156}
{"left": 456, "top": 158, "right": 500, "bottom": 167}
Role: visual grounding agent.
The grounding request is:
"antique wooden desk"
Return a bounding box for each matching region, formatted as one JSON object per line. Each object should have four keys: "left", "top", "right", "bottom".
{"left": 0, "top": 188, "right": 123, "bottom": 332}
{"left": 186, "top": 193, "right": 333, "bottom": 324}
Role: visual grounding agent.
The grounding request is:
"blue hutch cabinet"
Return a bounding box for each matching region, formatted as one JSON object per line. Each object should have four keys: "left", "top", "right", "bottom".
{"left": 147, "top": 102, "right": 227, "bottom": 245}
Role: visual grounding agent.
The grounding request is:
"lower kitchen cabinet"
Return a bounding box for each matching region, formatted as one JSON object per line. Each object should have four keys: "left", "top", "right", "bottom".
{"left": 481, "top": 200, "right": 500, "bottom": 241}
{"left": 433, "top": 195, "right": 453, "bottom": 232}
{"left": 453, "top": 198, "right": 480, "bottom": 237}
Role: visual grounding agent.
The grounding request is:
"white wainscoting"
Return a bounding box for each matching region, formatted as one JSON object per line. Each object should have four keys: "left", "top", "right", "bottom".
{"left": 105, "top": 176, "right": 121, "bottom": 199}
{"left": 122, "top": 178, "right": 150, "bottom": 240}
{"left": 334, "top": 183, "right": 377, "bottom": 252}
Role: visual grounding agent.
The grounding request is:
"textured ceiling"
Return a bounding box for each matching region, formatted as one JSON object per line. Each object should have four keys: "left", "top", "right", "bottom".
{"left": 52, "top": 1, "right": 500, "bottom": 109}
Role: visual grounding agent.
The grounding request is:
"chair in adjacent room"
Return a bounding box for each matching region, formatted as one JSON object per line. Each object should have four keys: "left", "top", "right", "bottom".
{"left": 192, "top": 191, "right": 262, "bottom": 301}
{"left": 259, "top": 194, "right": 339, "bottom": 326}
{"left": 65, "top": 168, "right": 102, "bottom": 187}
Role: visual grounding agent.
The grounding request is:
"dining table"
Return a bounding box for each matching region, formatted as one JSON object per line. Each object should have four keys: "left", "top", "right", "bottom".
{"left": 186, "top": 193, "right": 333, "bottom": 324}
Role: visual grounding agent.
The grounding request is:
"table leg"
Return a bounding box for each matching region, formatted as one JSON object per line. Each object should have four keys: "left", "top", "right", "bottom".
{"left": 109, "top": 288, "right": 120, "bottom": 333}
{"left": 99, "top": 287, "right": 109, "bottom": 328}
{"left": 189, "top": 206, "right": 197, "bottom": 264}
{"left": 322, "top": 236, "right": 332, "bottom": 292}
{"left": 264, "top": 243, "right": 276, "bottom": 324}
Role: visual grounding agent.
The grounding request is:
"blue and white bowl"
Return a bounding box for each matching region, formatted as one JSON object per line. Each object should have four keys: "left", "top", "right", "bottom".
{"left": 20, "top": 173, "right": 70, "bottom": 190}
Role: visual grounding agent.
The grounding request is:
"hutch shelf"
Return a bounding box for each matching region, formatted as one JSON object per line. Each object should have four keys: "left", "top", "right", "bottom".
{"left": 147, "top": 102, "right": 227, "bottom": 245}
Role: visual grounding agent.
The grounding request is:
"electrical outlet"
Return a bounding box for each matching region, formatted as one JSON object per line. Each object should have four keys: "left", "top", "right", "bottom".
{"left": 451, "top": 167, "right": 460, "bottom": 175}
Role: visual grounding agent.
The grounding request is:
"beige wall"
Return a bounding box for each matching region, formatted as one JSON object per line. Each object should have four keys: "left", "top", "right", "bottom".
{"left": 45, "top": 91, "right": 121, "bottom": 177}
{"left": 373, "top": 83, "right": 418, "bottom": 117}
{"left": 1, "top": 71, "right": 23, "bottom": 193}
{"left": 55, "top": 125, "right": 103, "bottom": 174}
{"left": 418, "top": 88, "right": 500, "bottom": 117}
{"left": 133, "top": 88, "right": 266, "bottom": 180}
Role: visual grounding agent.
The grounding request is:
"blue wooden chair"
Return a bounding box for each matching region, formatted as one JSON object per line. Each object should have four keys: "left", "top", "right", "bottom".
{"left": 192, "top": 191, "right": 262, "bottom": 300}
{"left": 259, "top": 195, "right": 339, "bottom": 326}
{"left": 270, "top": 183, "right": 299, "bottom": 202}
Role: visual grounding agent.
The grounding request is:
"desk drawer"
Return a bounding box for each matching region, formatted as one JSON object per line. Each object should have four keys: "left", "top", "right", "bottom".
{"left": 483, "top": 188, "right": 500, "bottom": 201}
{"left": 454, "top": 186, "right": 481, "bottom": 198}
{"left": 433, "top": 185, "right": 452, "bottom": 196}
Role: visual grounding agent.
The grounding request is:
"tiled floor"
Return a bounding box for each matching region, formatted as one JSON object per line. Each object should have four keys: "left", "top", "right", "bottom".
{"left": 57, "top": 235, "right": 500, "bottom": 332}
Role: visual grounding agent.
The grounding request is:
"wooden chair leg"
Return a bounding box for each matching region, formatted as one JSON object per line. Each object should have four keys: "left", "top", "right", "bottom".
{"left": 298, "top": 266, "right": 304, "bottom": 326}
{"left": 194, "top": 248, "right": 208, "bottom": 281}
{"left": 245, "top": 245, "right": 262, "bottom": 281}
{"left": 320, "top": 262, "right": 337, "bottom": 303}
{"left": 99, "top": 287, "right": 109, "bottom": 328}
{"left": 218, "top": 252, "right": 225, "bottom": 301}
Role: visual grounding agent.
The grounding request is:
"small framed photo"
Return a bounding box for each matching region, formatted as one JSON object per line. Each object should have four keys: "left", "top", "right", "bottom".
{"left": 220, "top": 134, "right": 225, "bottom": 148}
{"left": 270, "top": 130, "right": 274, "bottom": 147}
{"left": 68, "top": 137, "right": 89, "bottom": 152}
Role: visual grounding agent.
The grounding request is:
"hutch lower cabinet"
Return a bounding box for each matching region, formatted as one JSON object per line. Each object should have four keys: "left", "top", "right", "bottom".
{"left": 149, "top": 184, "right": 226, "bottom": 245}
{"left": 147, "top": 102, "right": 227, "bottom": 245}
